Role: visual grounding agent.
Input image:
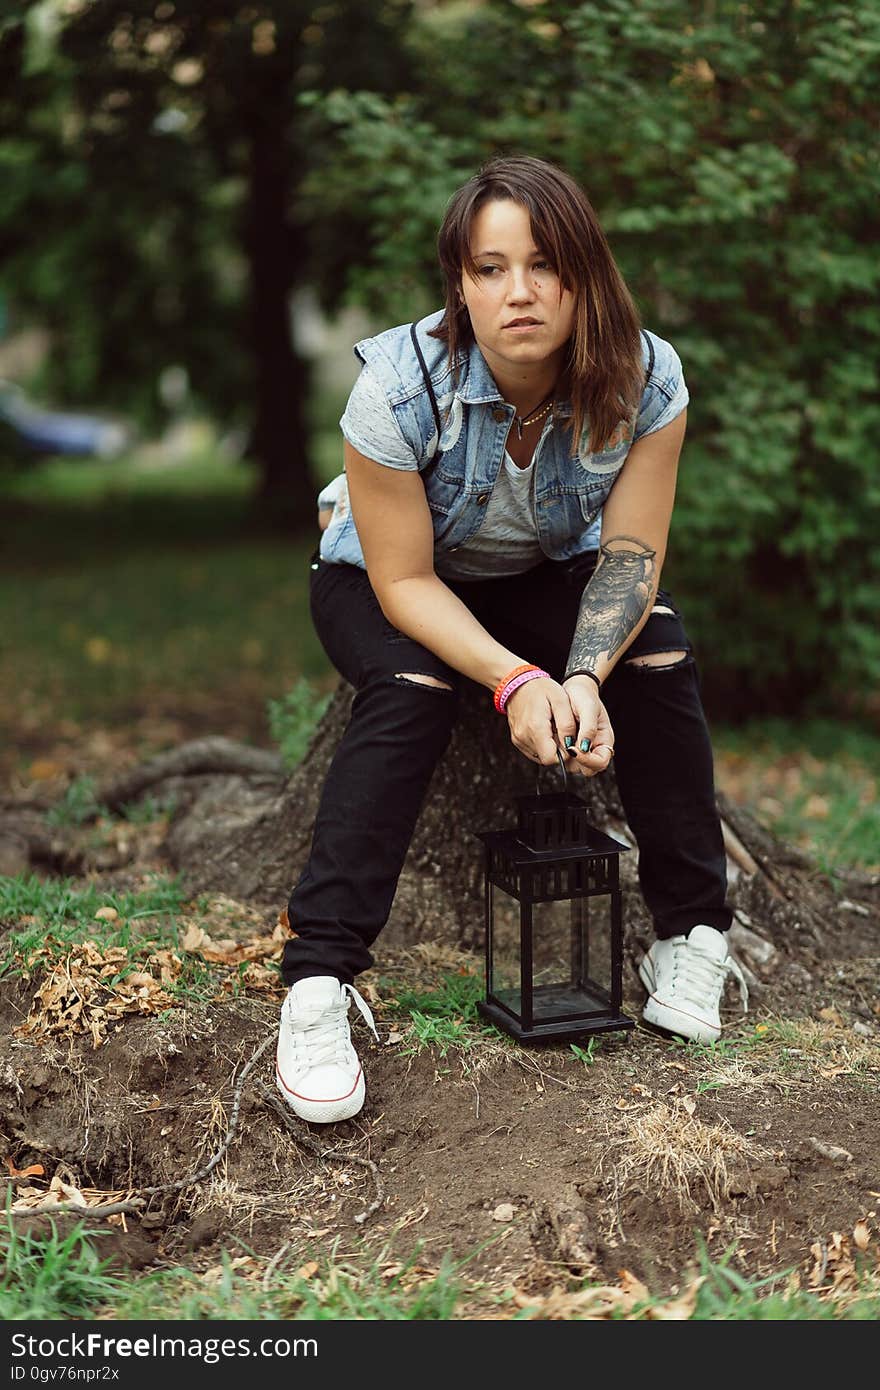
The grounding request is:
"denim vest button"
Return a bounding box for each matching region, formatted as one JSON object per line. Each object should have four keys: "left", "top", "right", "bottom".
{"left": 491, "top": 407, "right": 507, "bottom": 423}
{"left": 476, "top": 492, "right": 490, "bottom": 505}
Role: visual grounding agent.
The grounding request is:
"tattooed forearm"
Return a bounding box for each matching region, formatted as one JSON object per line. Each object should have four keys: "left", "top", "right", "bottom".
{"left": 565, "top": 535, "right": 657, "bottom": 678}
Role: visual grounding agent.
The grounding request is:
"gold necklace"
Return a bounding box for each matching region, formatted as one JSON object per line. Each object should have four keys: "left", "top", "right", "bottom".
{"left": 514, "top": 394, "right": 554, "bottom": 440}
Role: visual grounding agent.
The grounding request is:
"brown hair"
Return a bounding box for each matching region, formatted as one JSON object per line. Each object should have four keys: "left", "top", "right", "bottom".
{"left": 430, "top": 155, "right": 644, "bottom": 454}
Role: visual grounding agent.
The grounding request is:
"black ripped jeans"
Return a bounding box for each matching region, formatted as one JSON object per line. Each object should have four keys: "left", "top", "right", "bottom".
{"left": 282, "top": 550, "right": 732, "bottom": 986}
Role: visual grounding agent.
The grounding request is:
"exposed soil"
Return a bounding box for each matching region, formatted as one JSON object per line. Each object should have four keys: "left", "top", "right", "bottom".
{"left": 2, "top": 728, "right": 879, "bottom": 1310}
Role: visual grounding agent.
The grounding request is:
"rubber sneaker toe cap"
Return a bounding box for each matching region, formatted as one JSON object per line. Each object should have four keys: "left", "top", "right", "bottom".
{"left": 275, "top": 1060, "right": 365, "bottom": 1124}
{"left": 643, "top": 995, "right": 720, "bottom": 1044}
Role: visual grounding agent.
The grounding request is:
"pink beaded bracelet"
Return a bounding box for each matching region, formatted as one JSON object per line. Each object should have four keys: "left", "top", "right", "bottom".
{"left": 496, "top": 667, "right": 551, "bottom": 714}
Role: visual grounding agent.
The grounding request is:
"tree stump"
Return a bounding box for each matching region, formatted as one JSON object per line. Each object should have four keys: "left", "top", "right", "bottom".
{"left": 155, "top": 678, "right": 631, "bottom": 954}
{"left": 80, "top": 677, "right": 878, "bottom": 972}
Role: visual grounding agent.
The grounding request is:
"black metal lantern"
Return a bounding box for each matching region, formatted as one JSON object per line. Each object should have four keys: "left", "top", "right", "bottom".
{"left": 476, "top": 755, "right": 634, "bottom": 1043}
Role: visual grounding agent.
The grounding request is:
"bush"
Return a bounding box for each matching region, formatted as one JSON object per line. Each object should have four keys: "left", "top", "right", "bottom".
{"left": 302, "top": 0, "right": 880, "bottom": 717}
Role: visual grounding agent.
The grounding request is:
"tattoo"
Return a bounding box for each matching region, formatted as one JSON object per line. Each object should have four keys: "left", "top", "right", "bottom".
{"left": 565, "top": 535, "right": 656, "bottom": 677}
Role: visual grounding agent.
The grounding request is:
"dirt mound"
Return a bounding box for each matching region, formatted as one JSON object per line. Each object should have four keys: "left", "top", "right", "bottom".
{"left": 2, "top": 941, "right": 878, "bottom": 1298}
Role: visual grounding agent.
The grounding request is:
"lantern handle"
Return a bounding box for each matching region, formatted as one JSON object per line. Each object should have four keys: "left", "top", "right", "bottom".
{"left": 535, "top": 748, "right": 569, "bottom": 796}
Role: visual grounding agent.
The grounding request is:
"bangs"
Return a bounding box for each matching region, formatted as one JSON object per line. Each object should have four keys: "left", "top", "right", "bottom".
{"left": 436, "top": 161, "right": 589, "bottom": 291}
{"left": 447, "top": 181, "right": 581, "bottom": 295}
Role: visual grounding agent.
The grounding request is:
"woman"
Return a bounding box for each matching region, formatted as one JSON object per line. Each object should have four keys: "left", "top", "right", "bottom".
{"left": 276, "top": 156, "right": 745, "bottom": 1124}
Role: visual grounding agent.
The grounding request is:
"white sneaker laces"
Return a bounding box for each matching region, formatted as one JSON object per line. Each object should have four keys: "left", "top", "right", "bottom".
{"left": 288, "top": 983, "right": 378, "bottom": 1071}
{"left": 670, "top": 939, "right": 749, "bottom": 1013}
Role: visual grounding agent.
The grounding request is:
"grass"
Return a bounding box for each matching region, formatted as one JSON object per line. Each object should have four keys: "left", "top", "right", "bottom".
{"left": 713, "top": 718, "right": 880, "bottom": 875}
{"left": 570, "top": 1037, "right": 604, "bottom": 1067}
{"left": 384, "top": 968, "right": 496, "bottom": 1056}
{"left": 5, "top": 1222, "right": 878, "bottom": 1321}
{"left": 43, "top": 775, "right": 179, "bottom": 826}
{"left": 0, "top": 1224, "right": 473, "bottom": 1321}
{"left": 2, "top": 1197, "right": 878, "bottom": 1322}
{"left": 0, "top": 1216, "right": 123, "bottom": 1320}
{"left": 0, "top": 871, "right": 187, "bottom": 975}
{"left": 267, "top": 678, "right": 333, "bottom": 770}
{"left": 0, "top": 447, "right": 332, "bottom": 742}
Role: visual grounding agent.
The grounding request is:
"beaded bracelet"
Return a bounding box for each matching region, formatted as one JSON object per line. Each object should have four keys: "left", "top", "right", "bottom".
{"left": 493, "top": 663, "right": 540, "bottom": 713}
{"left": 564, "top": 668, "right": 602, "bottom": 689}
{"left": 497, "top": 667, "right": 552, "bottom": 714}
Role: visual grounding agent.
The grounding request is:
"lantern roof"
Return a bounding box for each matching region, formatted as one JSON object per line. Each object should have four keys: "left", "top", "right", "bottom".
{"left": 475, "top": 825, "right": 629, "bottom": 866}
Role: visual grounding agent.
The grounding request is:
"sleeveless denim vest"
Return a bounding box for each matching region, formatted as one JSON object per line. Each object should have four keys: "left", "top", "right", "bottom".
{"left": 319, "top": 308, "right": 683, "bottom": 569}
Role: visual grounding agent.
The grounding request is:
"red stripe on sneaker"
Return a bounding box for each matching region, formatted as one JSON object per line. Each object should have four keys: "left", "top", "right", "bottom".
{"left": 648, "top": 993, "right": 720, "bottom": 1028}
{"left": 275, "top": 1056, "right": 361, "bottom": 1103}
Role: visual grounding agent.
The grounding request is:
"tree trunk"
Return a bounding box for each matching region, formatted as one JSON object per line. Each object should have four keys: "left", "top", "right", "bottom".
{"left": 243, "top": 110, "right": 314, "bottom": 524}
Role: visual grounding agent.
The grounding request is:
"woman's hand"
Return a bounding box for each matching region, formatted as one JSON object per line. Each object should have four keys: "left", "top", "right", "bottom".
{"left": 504, "top": 677, "right": 571, "bottom": 766}
{"left": 561, "top": 675, "right": 615, "bottom": 777}
{"left": 505, "top": 675, "right": 614, "bottom": 778}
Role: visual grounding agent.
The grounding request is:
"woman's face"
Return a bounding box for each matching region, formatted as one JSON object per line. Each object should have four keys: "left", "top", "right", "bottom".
{"left": 459, "top": 198, "right": 576, "bottom": 380}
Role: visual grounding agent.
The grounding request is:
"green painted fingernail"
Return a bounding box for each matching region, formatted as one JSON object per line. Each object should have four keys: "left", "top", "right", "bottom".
{"left": 580, "top": 739, "right": 592, "bottom": 753}
{"left": 564, "top": 736, "right": 574, "bottom": 748}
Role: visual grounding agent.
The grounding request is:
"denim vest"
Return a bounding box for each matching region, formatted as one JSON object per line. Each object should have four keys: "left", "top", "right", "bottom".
{"left": 320, "top": 309, "right": 685, "bottom": 569}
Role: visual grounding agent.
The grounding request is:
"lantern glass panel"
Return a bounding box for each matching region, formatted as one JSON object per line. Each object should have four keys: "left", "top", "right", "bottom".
{"left": 487, "top": 881, "right": 522, "bottom": 1017}
{"left": 531, "top": 896, "right": 613, "bottom": 1021}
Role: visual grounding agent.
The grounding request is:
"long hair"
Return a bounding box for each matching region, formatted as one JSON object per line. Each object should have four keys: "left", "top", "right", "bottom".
{"left": 430, "top": 155, "right": 644, "bottom": 455}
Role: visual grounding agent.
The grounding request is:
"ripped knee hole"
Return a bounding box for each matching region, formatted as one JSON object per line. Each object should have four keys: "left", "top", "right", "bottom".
{"left": 625, "top": 650, "right": 689, "bottom": 670}
{"left": 394, "top": 672, "right": 453, "bottom": 691}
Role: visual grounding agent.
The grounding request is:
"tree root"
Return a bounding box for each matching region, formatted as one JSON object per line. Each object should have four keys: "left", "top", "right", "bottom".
{"left": 255, "top": 1083, "right": 384, "bottom": 1226}
{"left": 13, "top": 1033, "right": 384, "bottom": 1228}
{"left": 97, "top": 737, "right": 284, "bottom": 813}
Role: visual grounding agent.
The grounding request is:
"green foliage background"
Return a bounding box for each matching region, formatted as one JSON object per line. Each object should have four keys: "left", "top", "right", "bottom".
{"left": 301, "top": 0, "right": 880, "bottom": 715}
{"left": 2, "top": 0, "right": 878, "bottom": 714}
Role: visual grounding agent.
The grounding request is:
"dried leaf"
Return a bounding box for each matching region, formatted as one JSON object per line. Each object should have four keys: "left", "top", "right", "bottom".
{"left": 47, "top": 1175, "right": 88, "bottom": 1207}
{"left": 618, "top": 1269, "right": 650, "bottom": 1303}
{"left": 3, "top": 1158, "right": 44, "bottom": 1179}
{"left": 295, "top": 1260, "right": 319, "bottom": 1281}
{"left": 853, "top": 1219, "right": 871, "bottom": 1251}
{"left": 651, "top": 1277, "right": 704, "bottom": 1320}
{"left": 818, "top": 1007, "right": 844, "bottom": 1026}
{"left": 29, "top": 759, "right": 65, "bottom": 780}
{"left": 182, "top": 923, "right": 212, "bottom": 953}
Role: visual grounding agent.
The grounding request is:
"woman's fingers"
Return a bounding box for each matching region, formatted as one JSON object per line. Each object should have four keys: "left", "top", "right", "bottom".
{"left": 565, "top": 694, "right": 615, "bottom": 778}
{"left": 562, "top": 683, "right": 600, "bottom": 758}
{"left": 549, "top": 694, "right": 578, "bottom": 760}
{"left": 506, "top": 681, "right": 571, "bottom": 765}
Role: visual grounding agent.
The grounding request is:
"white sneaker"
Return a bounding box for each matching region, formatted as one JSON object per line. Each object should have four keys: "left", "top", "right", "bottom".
{"left": 639, "top": 924, "right": 748, "bottom": 1043}
{"left": 275, "top": 976, "right": 377, "bottom": 1124}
